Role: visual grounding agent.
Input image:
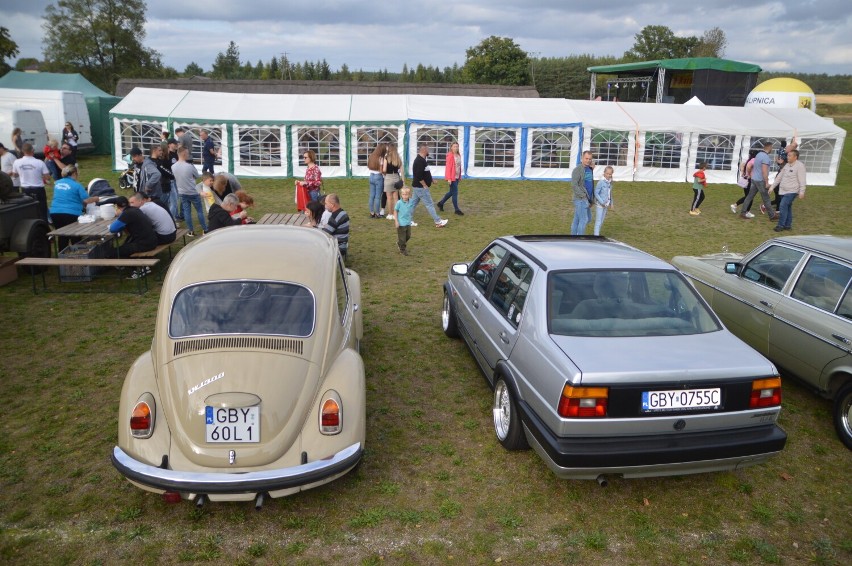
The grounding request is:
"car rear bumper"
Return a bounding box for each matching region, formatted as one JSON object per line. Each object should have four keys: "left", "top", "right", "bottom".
{"left": 111, "top": 442, "right": 362, "bottom": 494}
{"left": 520, "top": 400, "right": 787, "bottom": 479}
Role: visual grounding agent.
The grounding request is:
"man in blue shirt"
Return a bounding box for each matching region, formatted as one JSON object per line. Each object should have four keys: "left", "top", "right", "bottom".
{"left": 201, "top": 129, "right": 216, "bottom": 174}
{"left": 740, "top": 142, "right": 778, "bottom": 220}
{"left": 570, "top": 151, "right": 594, "bottom": 235}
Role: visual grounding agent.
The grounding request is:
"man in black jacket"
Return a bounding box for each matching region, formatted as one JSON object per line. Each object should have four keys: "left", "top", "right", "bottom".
{"left": 105, "top": 196, "right": 158, "bottom": 261}
{"left": 207, "top": 194, "right": 246, "bottom": 232}
{"left": 411, "top": 145, "right": 448, "bottom": 228}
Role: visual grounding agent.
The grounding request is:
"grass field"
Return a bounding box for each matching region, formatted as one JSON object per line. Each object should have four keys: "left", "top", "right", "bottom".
{"left": 1, "top": 123, "right": 851, "bottom": 565}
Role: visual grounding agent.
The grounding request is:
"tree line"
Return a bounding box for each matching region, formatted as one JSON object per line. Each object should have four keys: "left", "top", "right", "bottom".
{"left": 1, "top": 1, "right": 849, "bottom": 97}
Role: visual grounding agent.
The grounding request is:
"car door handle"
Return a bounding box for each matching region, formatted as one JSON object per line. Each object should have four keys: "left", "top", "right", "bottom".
{"left": 499, "top": 331, "right": 510, "bottom": 344}
{"left": 759, "top": 300, "right": 773, "bottom": 308}
{"left": 472, "top": 299, "right": 480, "bottom": 309}
{"left": 832, "top": 333, "right": 851, "bottom": 346}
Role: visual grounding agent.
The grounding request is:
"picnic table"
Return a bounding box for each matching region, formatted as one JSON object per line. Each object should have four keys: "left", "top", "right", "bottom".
{"left": 48, "top": 218, "right": 114, "bottom": 255}
{"left": 257, "top": 213, "right": 310, "bottom": 226}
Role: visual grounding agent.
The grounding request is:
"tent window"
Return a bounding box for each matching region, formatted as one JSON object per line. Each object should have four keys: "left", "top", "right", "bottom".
{"left": 238, "top": 127, "right": 282, "bottom": 167}
{"left": 118, "top": 121, "right": 162, "bottom": 158}
{"left": 355, "top": 128, "right": 398, "bottom": 167}
{"left": 298, "top": 128, "right": 341, "bottom": 167}
{"left": 643, "top": 132, "right": 682, "bottom": 169}
{"left": 750, "top": 138, "right": 784, "bottom": 173}
{"left": 798, "top": 138, "right": 835, "bottom": 174}
{"left": 590, "top": 130, "right": 629, "bottom": 166}
{"left": 695, "top": 134, "right": 734, "bottom": 171}
{"left": 182, "top": 126, "right": 222, "bottom": 167}
{"left": 416, "top": 128, "right": 460, "bottom": 167}
{"left": 474, "top": 129, "right": 516, "bottom": 168}
{"left": 530, "top": 130, "right": 573, "bottom": 168}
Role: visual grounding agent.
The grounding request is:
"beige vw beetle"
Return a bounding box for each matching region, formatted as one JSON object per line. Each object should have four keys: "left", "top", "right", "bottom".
{"left": 112, "top": 225, "right": 365, "bottom": 505}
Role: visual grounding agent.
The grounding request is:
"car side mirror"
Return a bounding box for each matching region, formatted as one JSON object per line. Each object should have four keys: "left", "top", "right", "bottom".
{"left": 451, "top": 263, "right": 468, "bottom": 276}
{"left": 725, "top": 262, "right": 742, "bottom": 275}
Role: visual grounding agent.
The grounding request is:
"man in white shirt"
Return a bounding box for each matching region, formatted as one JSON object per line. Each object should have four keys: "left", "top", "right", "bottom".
{"left": 129, "top": 191, "right": 176, "bottom": 245}
{"left": 11, "top": 143, "right": 51, "bottom": 221}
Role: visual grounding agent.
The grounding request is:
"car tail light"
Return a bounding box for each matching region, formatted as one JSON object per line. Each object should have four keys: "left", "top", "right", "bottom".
{"left": 750, "top": 377, "right": 782, "bottom": 408}
{"left": 162, "top": 492, "right": 182, "bottom": 504}
{"left": 130, "top": 398, "right": 154, "bottom": 438}
{"left": 558, "top": 386, "right": 608, "bottom": 418}
{"left": 320, "top": 398, "right": 341, "bottom": 435}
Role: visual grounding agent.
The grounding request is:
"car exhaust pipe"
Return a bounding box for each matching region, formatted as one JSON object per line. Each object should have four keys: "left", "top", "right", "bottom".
{"left": 596, "top": 475, "right": 608, "bottom": 488}
{"left": 254, "top": 493, "right": 265, "bottom": 511}
{"left": 195, "top": 494, "right": 206, "bottom": 508}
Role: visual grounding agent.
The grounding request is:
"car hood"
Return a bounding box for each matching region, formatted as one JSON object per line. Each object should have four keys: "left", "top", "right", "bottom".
{"left": 159, "top": 350, "right": 320, "bottom": 468}
{"left": 550, "top": 330, "right": 775, "bottom": 384}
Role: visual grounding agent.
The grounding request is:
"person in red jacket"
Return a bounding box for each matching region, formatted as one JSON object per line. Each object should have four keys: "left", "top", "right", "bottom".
{"left": 689, "top": 162, "right": 708, "bottom": 216}
{"left": 437, "top": 142, "right": 464, "bottom": 215}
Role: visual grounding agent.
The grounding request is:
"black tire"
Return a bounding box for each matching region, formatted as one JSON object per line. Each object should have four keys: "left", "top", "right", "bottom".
{"left": 833, "top": 381, "right": 852, "bottom": 450}
{"left": 493, "top": 378, "right": 529, "bottom": 450}
{"left": 442, "top": 288, "right": 460, "bottom": 338}
{"left": 17, "top": 222, "right": 51, "bottom": 274}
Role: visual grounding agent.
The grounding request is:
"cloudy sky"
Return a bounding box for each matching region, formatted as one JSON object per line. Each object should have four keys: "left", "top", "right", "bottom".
{"left": 5, "top": 0, "right": 852, "bottom": 77}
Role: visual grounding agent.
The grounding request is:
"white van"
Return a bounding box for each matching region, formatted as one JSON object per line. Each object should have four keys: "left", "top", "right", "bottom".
{"left": 0, "top": 108, "right": 48, "bottom": 156}
{"left": 0, "top": 88, "right": 91, "bottom": 151}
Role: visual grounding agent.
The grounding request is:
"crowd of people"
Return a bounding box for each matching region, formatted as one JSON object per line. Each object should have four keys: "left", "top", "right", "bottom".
{"left": 568, "top": 139, "right": 807, "bottom": 236}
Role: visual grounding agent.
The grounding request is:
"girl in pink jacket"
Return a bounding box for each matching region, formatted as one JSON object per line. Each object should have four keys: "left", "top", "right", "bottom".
{"left": 437, "top": 142, "right": 464, "bottom": 215}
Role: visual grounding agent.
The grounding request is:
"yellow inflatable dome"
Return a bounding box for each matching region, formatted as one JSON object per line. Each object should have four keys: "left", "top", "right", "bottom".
{"left": 745, "top": 78, "right": 816, "bottom": 111}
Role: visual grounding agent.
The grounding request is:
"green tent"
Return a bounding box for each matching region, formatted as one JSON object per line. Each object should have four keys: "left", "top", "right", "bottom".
{"left": 0, "top": 71, "right": 122, "bottom": 154}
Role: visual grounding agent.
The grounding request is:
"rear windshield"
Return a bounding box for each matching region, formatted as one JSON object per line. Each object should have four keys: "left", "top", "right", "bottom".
{"left": 548, "top": 270, "right": 720, "bottom": 337}
{"left": 170, "top": 281, "right": 314, "bottom": 338}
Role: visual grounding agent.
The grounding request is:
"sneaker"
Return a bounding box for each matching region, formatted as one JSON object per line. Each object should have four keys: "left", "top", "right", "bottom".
{"left": 455, "top": 210, "right": 464, "bottom": 216}
{"left": 186, "top": 231, "right": 195, "bottom": 237}
{"left": 730, "top": 203, "right": 737, "bottom": 213}
{"left": 379, "top": 208, "right": 385, "bottom": 216}
{"left": 743, "top": 212, "right": 755, "bottom": 219}
{"left": 773, "top": 226, "right": 784, "bottom": 232}
{"left": 127, "top": 267, "right": 152, "bottom": 280}
{"left": 760, "top": 204, "right": 766, "bottom": 215}
{"left": 437, "top": 201, "right": 444, "bottom": 212}
{"left": 397, "top": 241, "right": 403, "bottom": 253}
{"left": 689, "top": 210, "right": 700, "bottom": 216}
{"left": 401, "top": 249, "right": 409, "bottom": 256}
{"left": 411, "top": 222, "right": 418, "bottom": 227}
{"left": 769, "top": 213, "right": 780, "bottom": 221}
{"left": 784, "top": 226, "right": 792, "bottom": 231}
{"left": 386, "top": 215, "right": 394, "bottom": 220}
{"left": 436, "top": 218, "right": 449, "bottom": 227}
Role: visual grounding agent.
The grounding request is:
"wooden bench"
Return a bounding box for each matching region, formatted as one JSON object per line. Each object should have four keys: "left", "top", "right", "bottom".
{"left": 16, "top": 257, "right": 160, "bottom": 294}
{"left": 130, "top": 228, "right": 189, "bottom": 260}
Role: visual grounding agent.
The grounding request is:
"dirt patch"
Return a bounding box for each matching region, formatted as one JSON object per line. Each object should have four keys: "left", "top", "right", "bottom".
{"left": 816, "top": 94, "right": 852, "bottom": 104}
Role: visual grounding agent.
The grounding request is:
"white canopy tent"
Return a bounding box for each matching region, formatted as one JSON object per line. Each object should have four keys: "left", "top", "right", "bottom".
{"left": 109, "top": 88, "right": 845, "bottom": 186}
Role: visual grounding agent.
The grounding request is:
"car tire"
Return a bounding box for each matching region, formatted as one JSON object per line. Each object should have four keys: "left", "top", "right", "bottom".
{"left": 833, "top": 381, "right": 852, "bottom": 450}
{"left": 493, "top": 378, "right": 528, "bottom": 450}
{"left": 442, "top": 289, "right": 460, "bottom": 338}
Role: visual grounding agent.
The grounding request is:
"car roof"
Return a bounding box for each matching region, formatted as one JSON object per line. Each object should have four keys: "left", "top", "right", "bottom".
{"left": 497, "top": 235, "right": 672, "bottom": 271}
{"left": 164, "top": 225, "right": 337, "bottom": 290}
{"left": 773, "top": 235, "right": 852, "bottom": 262}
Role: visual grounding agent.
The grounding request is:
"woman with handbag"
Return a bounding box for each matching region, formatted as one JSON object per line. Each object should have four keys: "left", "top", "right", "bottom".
{"left": 383, "top": 144, "right": 403, "bottom": 221}
{"left": 731, "top": 149, "right": 757, "bottom": 217}
{"left": 301, "top": 150, "right": 323, "bottom": 202}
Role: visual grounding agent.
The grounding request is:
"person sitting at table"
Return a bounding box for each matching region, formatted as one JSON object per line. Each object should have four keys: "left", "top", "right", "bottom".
{"left": 232, "top": 191, "right": 256, "bottom": 224}
{"left": 129, "top": 191, "right": 176, "bottom": 245}
{"left": 207, "top": 193, "right": 246, "bottom": 232}
{"left": 305, "top": 200, "right": 325, "bottom": 227}
{"left": 105, "top": 196, "right": 158, "bottom": 260}
{"left": 49, "top": 164, "right": 100, "bottom": 252}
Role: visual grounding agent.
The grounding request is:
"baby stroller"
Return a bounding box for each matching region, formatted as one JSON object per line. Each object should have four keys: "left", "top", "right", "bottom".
{"left": 118, "top": 154, "right": 138, "bottom": 190}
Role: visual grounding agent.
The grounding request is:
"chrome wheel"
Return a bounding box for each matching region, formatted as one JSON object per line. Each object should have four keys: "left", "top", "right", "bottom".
{"left": 834, "top": 382, "right": 852, "bottom": 450}
{"left": 441, "top": 290, "right": 459, "bottom": 338}
{"left": 493, "top": 380, "right": 512, "bottom": 441}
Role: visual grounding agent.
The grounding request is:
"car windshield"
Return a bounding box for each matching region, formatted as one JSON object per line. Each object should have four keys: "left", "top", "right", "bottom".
{"left": 169, "top": 281, "right": 315, "bottom": 338}
{"left": 548, "top": 269, "right": 720, "bottom": 337}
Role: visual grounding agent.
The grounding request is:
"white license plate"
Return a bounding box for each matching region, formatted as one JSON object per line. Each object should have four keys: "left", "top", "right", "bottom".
{"left": 205, "top": 406, "right": 260, "bottom": 443}
{"left": 641, "top": 388, "right": 721, "bottom": 413}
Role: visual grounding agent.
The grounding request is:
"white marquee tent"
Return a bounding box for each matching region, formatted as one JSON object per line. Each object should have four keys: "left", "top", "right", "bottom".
{"left": 109, "top": 88, "right": 845, "bottom": 186}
